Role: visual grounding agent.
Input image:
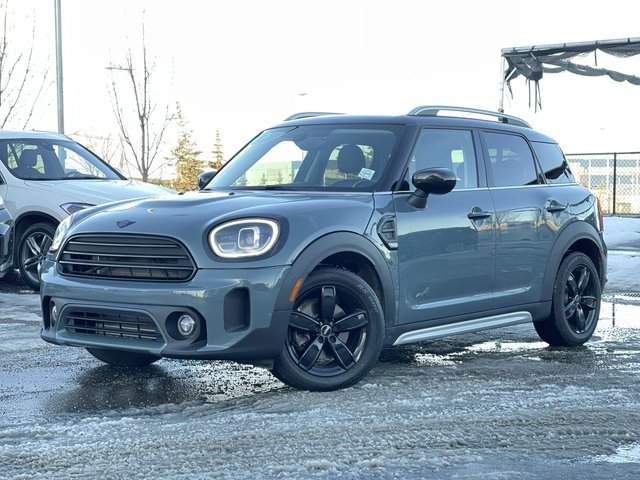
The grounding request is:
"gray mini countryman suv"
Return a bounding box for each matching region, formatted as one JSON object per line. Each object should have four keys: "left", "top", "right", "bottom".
{"left": 40, "top": 106, "right": 607, "bottom": 391}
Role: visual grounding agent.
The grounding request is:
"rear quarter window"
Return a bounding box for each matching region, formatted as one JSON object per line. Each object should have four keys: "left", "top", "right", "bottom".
{"left": 532, "top": 142, "right": 576, "bottom": 184}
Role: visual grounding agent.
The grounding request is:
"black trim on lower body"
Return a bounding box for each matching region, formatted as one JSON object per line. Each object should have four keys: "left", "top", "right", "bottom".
{"left": 384, "top": 301, "right": 551, "bottom": 347}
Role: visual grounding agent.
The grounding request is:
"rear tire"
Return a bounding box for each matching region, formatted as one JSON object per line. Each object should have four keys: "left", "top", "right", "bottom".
{"left": 272, "top": 268, "right": 384, "bottom": 391}
{"left": 86, "top": 347, "right": 160, "bottom": 367}
{"left": 534, "top": 252, "right": 601, "bottom": 346}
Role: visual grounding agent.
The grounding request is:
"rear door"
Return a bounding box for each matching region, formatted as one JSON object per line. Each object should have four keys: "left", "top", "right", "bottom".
{"left": 393, "top": 128, "right": 496, "bottom": 324}
{"left": 481, "top": 131, "right": 569, "bottom": 308}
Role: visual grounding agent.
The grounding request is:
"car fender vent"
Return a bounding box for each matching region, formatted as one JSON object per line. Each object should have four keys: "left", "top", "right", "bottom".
{"left": 377, "top": 216, "right": 398, "bottom": 250}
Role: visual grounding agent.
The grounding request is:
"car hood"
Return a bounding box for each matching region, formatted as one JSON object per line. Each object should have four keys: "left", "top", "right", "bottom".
{"left": 66, "top": 190, "right": 376, "bottom": 267}
{"left": 23, "top": 179, "right": 174, "bottom": 205}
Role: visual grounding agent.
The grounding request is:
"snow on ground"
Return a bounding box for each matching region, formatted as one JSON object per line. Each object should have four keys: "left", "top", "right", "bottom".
{"left": 2, "top": 318, "right": 640, "bottom": 479}
{"left": 603, "top": 216, "right": 640, "bottom": 294}
{"left": 604, "top": 216, "right": 640, "bottom": 251}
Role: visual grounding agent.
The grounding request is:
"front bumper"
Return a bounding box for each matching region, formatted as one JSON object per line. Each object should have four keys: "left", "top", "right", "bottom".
{"left": 40, "top": 259, "right": 292, "bottom": 363}
{"left": 0, "top": 210, "right": 13, "bottom": 278}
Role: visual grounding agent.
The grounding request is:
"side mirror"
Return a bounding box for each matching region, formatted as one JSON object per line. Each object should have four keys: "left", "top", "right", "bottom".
{"left": 408, "top": 167, "right": 456, "bottom": 209}
{"left": 197, "top": 170, "right": 217, "bottom": 189}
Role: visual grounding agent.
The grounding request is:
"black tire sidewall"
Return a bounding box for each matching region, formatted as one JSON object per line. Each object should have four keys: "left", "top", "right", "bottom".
{"left": 273, "top": 268, "right": 384, "bottom": 391}
{"left": 550, "top": 252, "right": 601, "bottom": 346}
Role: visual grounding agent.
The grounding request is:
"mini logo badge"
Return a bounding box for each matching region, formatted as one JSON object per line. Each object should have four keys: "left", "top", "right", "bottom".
{"left": 117, "top": 220, "right": 135, "bottom": 228}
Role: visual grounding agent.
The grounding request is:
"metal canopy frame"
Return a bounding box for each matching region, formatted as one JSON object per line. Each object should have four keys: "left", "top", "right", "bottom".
{"left": 499, "top": 37, "right": 640, "bottom": 112}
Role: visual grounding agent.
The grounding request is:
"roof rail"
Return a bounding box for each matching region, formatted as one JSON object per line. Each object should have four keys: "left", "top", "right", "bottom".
{"left": 408, "top": 105, "right": 531, "bottom": 128}
{"left": 284, "top": 112, "right": 343, "bottom": 121}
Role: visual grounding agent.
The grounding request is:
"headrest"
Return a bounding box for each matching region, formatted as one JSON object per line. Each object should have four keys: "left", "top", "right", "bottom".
{"left": 18, "top": 150, "right": 38, "bottom": 168}
{"left": 337, "top": 144, "right": 365, "bottom": 175}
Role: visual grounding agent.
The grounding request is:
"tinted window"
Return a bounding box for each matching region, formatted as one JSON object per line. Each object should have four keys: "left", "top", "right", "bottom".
{"left": 404, "top": 129, "right": 478, "bottom": 189}
{"left": 532, "top": 142, "right": 575, "bottom": 184}
{"left": 483, "top": 132, "right": 539, "bottom": 187}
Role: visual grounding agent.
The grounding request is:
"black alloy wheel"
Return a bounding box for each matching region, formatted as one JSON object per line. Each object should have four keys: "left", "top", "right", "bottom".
{"left": 562, "top": 263, "right": 598, "bottom": 334}
{"left": 534, "top": 252, "right": 601, "bottom": 346}
{"left": 272, "top": 268, "right": 384, "bottom": 391}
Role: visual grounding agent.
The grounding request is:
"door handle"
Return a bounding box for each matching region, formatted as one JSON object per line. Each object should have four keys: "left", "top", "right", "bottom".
{"left": 467, "top": 209, "right": 492, "bottom": 220}
{"left": 545, "top": 200, "right": 567, "bottom": 213}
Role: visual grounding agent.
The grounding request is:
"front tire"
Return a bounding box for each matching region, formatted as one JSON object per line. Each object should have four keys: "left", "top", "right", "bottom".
{"left": 534, "top": 252, "right": 601, "bottom": 346}
{"left": 272, "top": 267, "right": 384, "bottom": 391}
{"left": 17, "top": 222, "right": 56, "bottom": 290}
{"left": 86, "top": 347, "right": 160, "bottom": 367}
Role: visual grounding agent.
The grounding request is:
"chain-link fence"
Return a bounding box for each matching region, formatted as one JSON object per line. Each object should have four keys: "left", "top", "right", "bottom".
{"left": 566, "top": 152, "right": 640, "bottom": 215}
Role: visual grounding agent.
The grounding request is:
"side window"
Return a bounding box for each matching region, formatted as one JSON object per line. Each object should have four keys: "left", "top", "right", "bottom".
{"left": 405, "top": 129, "right": 478, "bottom": 189}
{"left": 483, "top": 132, "right": 539, "bottom": 187}
{"left": 531, "top": 141, "right": 575, "bottom": 184}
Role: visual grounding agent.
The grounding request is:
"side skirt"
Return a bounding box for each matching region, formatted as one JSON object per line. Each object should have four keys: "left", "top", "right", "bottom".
{"left": 392, "top": 311, "right": 533, "bottom": 346}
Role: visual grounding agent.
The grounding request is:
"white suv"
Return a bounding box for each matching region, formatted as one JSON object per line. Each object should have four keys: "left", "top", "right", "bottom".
{"left": 0, "top": 129, "right": 174, "bottom": 289}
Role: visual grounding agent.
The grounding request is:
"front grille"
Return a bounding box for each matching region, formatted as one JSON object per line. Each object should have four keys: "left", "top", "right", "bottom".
{"left": 65, "top": 309, "right": 162, "bottom": 342}
{"left": 58, "top": 234, "right": 195, "bottom": 281}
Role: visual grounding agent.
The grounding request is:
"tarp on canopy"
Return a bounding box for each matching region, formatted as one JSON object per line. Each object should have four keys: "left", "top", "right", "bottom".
{"left": 501, "top": 37, "right": 640, "bottom": 110}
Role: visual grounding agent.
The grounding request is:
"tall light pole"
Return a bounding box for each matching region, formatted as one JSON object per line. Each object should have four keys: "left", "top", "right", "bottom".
{"left": 54, "top": 0, "right": 64, "bottom": 133}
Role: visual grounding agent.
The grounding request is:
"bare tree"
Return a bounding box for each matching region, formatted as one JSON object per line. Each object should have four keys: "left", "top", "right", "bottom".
{"left": 107, "top": 25, "right": 172, "bottom": 182}
{"left": 74, "top": 132, "right": 123, "bottom": 167}
{"left": 0, "top": 0, "right": 48, "bottom": 128}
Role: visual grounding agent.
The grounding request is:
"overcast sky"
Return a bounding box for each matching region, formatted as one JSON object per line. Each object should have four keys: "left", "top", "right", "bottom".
{"left": 7, "top": 0, "right": 640, "bottom": 174}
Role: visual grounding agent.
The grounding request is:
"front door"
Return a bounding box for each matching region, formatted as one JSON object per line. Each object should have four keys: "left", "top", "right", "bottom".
{"left": 394, "top": 128, "right": 495, "bottom": 325}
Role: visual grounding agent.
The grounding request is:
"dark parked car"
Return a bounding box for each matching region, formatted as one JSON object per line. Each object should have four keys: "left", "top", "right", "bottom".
{"left": 40, "top": 106, "right": 607, "bottom": 391}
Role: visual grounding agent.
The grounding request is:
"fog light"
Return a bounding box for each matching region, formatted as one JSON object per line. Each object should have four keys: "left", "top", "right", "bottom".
{"left": 177, "top": 314, "right": 196, "bottom": 337}
{"left": 50, "top": 303, "right": 59, "bottom": 327}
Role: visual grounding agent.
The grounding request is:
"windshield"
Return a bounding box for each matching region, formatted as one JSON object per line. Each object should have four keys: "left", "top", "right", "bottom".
{"left": 206, "top": 124, "right": 403, "bottom": 191}
{"left": 0, "top": 138, "right": 123, "bottom": 181}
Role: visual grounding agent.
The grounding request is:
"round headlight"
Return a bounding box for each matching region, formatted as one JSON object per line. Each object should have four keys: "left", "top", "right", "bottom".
{"left": 209, "top": 218, "right": 279, "bottom": 258}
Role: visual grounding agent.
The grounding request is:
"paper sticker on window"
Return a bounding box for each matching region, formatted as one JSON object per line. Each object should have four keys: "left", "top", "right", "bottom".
{"left": 358, "top": 168, "right": 375, "bottom": 180}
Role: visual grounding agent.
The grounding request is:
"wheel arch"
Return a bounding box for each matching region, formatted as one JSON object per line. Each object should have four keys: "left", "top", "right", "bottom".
{"left": 14, "top": 212, "right": 59, "bottom": 259}
{"left": 14, "top": 212, "right": 59, "bottom": 239}
{"left": 274, "top": 232, "right": 396, "bottom": 326}
{"left": 540, "top": 221, "right": 606, "bottom": 302}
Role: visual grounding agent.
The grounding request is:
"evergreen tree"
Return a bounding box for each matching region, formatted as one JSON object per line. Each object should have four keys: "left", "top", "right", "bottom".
{"left": 236, "top": 173, "right": 248, "bottom": 186}
{"left": 170, "top": 104, "right": 203, "bottom": 192}
{"left": 212, "top": 130, "right": 224, "bottom": 169}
